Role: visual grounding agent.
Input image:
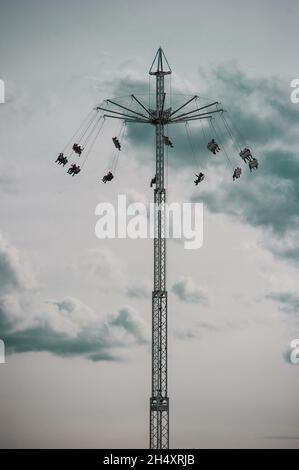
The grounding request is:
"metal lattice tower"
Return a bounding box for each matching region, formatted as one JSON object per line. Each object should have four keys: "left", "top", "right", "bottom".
{"left": 94, "top": 47, "right": 223, "bottom": 449}
{"left": 149, "top": 48, "right": 171, "bottom": 449}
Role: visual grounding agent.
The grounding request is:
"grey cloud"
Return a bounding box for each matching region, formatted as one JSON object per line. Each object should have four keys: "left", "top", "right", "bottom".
{"left": 111, "top": 64, "right": 299, "bottom": 161}
{"left": 126, "top": 281, "right": 151, "bottom": 299}
{"left": 110, "top": 73, "right": 148, "bottom": 99}
{"left": 73, "top": 248, "right": 124, "bottom": 290}
{"left": 266, "top": 232, "right": 299, "bottom": 264}
{"left": 0, "top": 233, "right": 147, "bottom": 361}
{"left": 1, "top": 296, "right": 147, "bottom": 362}
{"left": 173, "top": 321, "right": 222, "bottom": 341}
{"left": 172, "top": 328, "right": 197, "bottom": 340}
{"left": 109, "top": 307, "right": 148, "bottom": 344}
{"left": 266, "top": 291, "right": 299, "bottom": 314}
{"left": 171, "top": 276, "right": 208, "bottom": 304}
{"left": 0, "top": 234, "right": 34, "bottom": 293}
{"left": 111, "top": 66, "right": 299, "bottom": 254}
{"left": 108, "top": 72, "right": 213, "bottom": 168}
{"left": 273, "top": 245, "right": 299, "bottom": 264}
{"left": 76, "top": 248, "right": 120, "bottom": 277}
{"left": 3, "top": 322, "right": 114, "bottom": 361}
{"left": 283, "top": 348, "right": 297, "bottom": 365}
{"left": 193, "top": 148, "right": 299, "bottom": 236}
{"left": 189, "top": 67, "right": 299, "bottom": 237}
{"left": 205, "top": 65, "right": 299, "bottom": 142}
{"left": 0, "top": 165, "right": 18, "bottom": 193}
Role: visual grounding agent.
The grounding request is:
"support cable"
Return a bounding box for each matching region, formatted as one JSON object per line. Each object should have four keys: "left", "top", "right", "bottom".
{"left": 81, "top": 114, "right": 103, "bottom": 148}
{"left": 81, "top": 117, "right": 106, "bottom": 168}
{"left": 62, "top": 110, "right": 96, "bottom": 153}
{"left": 166, "top": 124, "right": 169, "bottom": 194}
{"left": 185, "top": 122, "right": 200, "bottom": 173}
{"left": 111, "top": 121, "right": 126, "bottom": 174}
{"left": 198, "top": 120, "right": 208, "bottom": 154}
{"left": 210, "top": 118, "right": 234, "bottom": 171}
{"left": 220, "top": 113, "right": 241, "bottom": 154}
{"left": 200, "top": 119, "right": 209, "bottom": 143}
{"left": 225, "top": 111, "right": 247, "bottom": 147}
{"left": 65, "top": 112, "right": 100, "bottom": 163}
{"left": 76, "top": 112, "right": 99, "bottom": 144}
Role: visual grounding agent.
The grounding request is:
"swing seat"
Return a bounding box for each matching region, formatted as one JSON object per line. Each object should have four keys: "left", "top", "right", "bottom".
{"left": 102, "top": 171, "right": 114, "bottom": 183}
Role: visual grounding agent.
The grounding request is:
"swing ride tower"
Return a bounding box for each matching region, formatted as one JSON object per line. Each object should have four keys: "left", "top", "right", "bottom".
{"left": 95, "top": 48, "right": 223, "bottom": 449}
{"left": 93, "top": 48, "right": 223, "bottom": 449}
{"left": 60, "top": 47, "right": 236, "bottom": 448}
{"left": 149, "top": 48, "right": 171, "bottom": 450}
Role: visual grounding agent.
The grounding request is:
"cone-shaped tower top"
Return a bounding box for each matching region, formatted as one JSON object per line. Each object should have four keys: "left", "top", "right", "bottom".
{"left": 149, "top": 47, "right": 172, "bottom": 76}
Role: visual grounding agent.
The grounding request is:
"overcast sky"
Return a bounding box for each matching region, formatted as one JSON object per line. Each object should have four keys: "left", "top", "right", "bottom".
{"left": 0, "top": 0, "right": 299, "bottom": 449}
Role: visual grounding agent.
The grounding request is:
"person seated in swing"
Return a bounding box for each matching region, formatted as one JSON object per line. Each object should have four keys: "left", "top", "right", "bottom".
{"left": 68, "top": 164, "right": 81, "bottom": 176}
{"left": 211, "top": 139, "right": 220, "bottom": 152}
{"left": 163, "top": 136, "right": 174, "bottom": 148}
{"left": 56, "top": 153, "right": 64, "bottom": 164}
{"left": 233, "top": 167, "right": 242, "bottom": 180}
{"left": 239, "top": 148, "right": 252, "bottom": 163}
{"left": 194, "top": 172, "right": 205, "bottom": 185}
{"left": 72, "top": 143, "right": 83, "bottom": 155}
{"left": 67, "top": 164, "right": 76, "bottom": 175}
{"left": 102, "top": 171, "right": 114, "bottom": 183}
{"left": 62, "top": 156, "right": 68, "bottom": 167}
{"left": 249, "top": 157, "right": 258, "bottom": 172}
{"left": 150, "top": 175, "right": 157, "bottom": 187}
{"left": 112, "top": 137, "right": 121, "bottom": 150}
{"left": 207, "top": 139, "right": 220, "bottom": 154}
{"left": 57, "top": 154, "right": 68, "bottom": 166}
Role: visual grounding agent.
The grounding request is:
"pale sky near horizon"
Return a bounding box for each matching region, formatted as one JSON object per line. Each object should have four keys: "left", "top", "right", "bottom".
{"left": 0, "top": 0, "right": 299, "bottom": 449}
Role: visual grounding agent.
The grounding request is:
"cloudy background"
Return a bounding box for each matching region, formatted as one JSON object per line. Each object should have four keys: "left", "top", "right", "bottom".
{"left": 0, "top": 0, "right": 299, "bottom": 448}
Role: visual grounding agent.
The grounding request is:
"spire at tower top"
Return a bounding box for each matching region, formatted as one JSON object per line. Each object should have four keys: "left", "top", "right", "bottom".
{"left": 149, "top": 47, "right": 172, "bottom": 75}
